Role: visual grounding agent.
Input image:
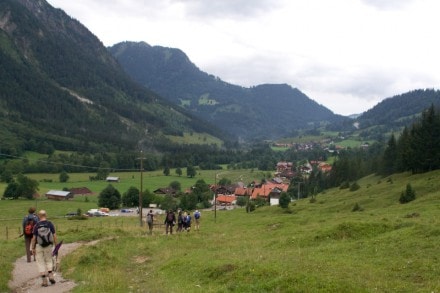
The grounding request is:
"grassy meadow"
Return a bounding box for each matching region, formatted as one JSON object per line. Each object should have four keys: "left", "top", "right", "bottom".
{"left": 1, "top": 169, "right": 440, "bottom": 292}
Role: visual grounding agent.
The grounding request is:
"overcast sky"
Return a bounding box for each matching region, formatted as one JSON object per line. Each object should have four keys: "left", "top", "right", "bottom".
{"left": 46, "top": 0, "right": 440, "bottom": 116}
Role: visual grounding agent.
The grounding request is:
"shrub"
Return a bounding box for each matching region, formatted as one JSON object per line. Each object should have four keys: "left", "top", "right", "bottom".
{"left": 350, "top": 182, "right": 360, "bottom": 191}
{"left": 339, "top": 181, "right": 350, "bottom": 189}
{"left": 399, "top": 183, "right": 416, "bottom": 204}
{"left": 352, "top": 203, "right": 364, "bottom": 212}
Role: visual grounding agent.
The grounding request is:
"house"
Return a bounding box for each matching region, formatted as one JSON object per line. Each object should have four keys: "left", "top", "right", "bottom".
{"left": 69, "top": 187, "right": 93, "bottom": 196}
{"left": 276, "top": 161, "right": 293, "bottom": 173}
{"left": 234, "top": 186, "right": 252, "bottom": 197}
{"left": 45, "top": 190, "right": 73, "bottom": 200}
{"left": 153, "top": 187, "right": 177, "bottom": 196}
{"left": 215, "top": 195, "right": 236, "bottom": 205}
{"left": 106, "top": 176, "right": 120, "bottom": 182}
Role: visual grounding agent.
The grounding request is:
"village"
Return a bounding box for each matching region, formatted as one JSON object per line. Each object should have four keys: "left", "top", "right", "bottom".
{"left": 42, "top": 160, "right": 333, "bottom": 211}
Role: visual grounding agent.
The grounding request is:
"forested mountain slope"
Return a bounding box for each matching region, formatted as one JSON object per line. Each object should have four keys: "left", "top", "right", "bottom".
{"left": 357, "top": 89, "right": 440, "bottom": 128}
{"left": 0, "top": 0, "right": 228, "bottom": 156}
{"left": 109, "top": 41, "right": 345, "bottom": 140}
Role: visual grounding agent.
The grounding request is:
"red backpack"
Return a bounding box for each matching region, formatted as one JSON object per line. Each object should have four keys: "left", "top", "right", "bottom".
{"left": 24, "top": 216, "right": 36, "bottom": 236}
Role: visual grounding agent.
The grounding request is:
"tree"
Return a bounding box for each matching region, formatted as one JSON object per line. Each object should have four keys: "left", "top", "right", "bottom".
{"left": 0, "top": 170, "right": 13, "bottom": 183}
{"left": 122, "top": 186, "right": 140, "bottom": 207}
{"left": 399, "top": 183, "right": 416, "bottom": 204}
{"left": 98, "top": 184, "right": 121, "bottom": 209}
{"left": 16, "top": 174, "right": 39, "bottom": 199}
{"left": 236, "top": 196, "right": 247, "bottom": 207}
{"left": 96, "top": 161, "right": 110, "bottom": 180}
{"left": 163, "top": 166, "right": 170, "bottom": 176}
{"left": 218, "top": 178, "right": 231, "bottom": 186}
{"left": 279, "top": 192, "right": 290, "bottom": 209}
{"left": 186, "top": 165, "right": 196, "bottom": 178}
{"left": 59, "top": 171, "right": 69, "bottom": 183}
{"left": 176, "top": 167, "right": 182, "bottom": 177}
{"left": 169, "top": 181, "right": 181, "bottom": 191}
{"left": 3, "top": 181, "right": 19, "bottom": 199}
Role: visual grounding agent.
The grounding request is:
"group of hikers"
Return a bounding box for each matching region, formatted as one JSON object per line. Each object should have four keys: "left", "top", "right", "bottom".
{"left": 22, "top": 207, "right": 58, "bottom": 287}
{"left": 146, "top": 208, "right": 201, "bottom": 235}
{"left": 20, "top": 206, "right": 201, "bottom": 288}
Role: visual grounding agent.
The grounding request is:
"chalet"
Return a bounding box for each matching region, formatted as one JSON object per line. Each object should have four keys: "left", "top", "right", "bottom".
{"left": 276, "top": 161, "right": 293, "bottom": 173}
{"left": 106, "top": 176, "right": 120, "bottom": 182}
{"left": 45, "top": 190, "right": 73, "bottom": 200}
{"left": 215, "top": 195, "right": 236, "bottom": 205}
{"left": 153, "top": 187, "right": 177, "bottom": 196}
{"left": 234, "top": 186, "right": 252, "bottom": 197}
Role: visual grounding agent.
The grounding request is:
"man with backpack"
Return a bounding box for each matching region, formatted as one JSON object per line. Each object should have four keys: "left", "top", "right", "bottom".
{"left": 146, "top": 209, "right": 155, "bottom": 235}
{"left": 164, "top": 209, "right": 176, "bottom": 235}
{"left": 22, "top": 207, "right": 39, "bottom": 262}
{"left": 30, "top": 210, "right": 57, "bottom": 287}
{"left": 194, "top": 210, "right": 201, "bottom": 231}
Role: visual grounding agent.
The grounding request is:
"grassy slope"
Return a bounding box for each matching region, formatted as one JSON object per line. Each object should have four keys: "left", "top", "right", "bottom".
{"left": 2, "top": 170, "right": 440, "bottom": 292}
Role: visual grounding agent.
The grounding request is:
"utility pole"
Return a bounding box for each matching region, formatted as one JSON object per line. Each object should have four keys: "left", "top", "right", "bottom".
{"left": 214, "top": 173, "right": 217, "bottom": 222}
{"left": 297, "top": 181, "right": 301, "bottom": 201}
{"left": 138, "top": 150, "right": 144, "bottom": 227}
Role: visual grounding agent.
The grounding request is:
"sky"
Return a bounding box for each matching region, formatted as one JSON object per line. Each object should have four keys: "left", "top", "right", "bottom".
{"left": 46, "top": 0, "right": 440, "bottom": 116}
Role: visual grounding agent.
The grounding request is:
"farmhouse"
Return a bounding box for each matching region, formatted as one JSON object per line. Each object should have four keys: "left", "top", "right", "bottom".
{"left": 215, "top": 194, "right": 236, "bottom": 205}
{"left": 153, "top": 187, "right": 177, "bottom": 196}
{"left": 45, "top": 190, "right": 73, "bottom": 200}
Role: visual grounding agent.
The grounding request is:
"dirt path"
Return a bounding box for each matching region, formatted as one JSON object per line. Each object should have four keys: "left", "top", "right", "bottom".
{"left": 8, "top": 241, "right": 98, "bottom": 293}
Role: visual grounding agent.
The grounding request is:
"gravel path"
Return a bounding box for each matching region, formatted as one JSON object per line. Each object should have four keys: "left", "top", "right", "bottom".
{"left": 8, "top": 241, "right": 99, "bottom": 293}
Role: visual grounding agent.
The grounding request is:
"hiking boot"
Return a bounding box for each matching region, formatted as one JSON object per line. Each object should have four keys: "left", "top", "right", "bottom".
{"left": 48, "top": 272, "right": 56, "bottom": 284}
{"left": 42, "top": 277, "right": 48, "bottom": 287}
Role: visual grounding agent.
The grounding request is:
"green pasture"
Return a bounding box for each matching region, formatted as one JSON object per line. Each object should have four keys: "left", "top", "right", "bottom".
{"left": 0, "top": 168, "right": 266, "bottom": 200}
{"left": 2, "top": 169, "right": 440, "bottom": 292}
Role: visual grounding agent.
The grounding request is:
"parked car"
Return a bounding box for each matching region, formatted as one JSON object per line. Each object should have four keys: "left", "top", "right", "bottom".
{"left": 120, "top": 209, "right": 133, "bottom": 213}
{"left": 65, "top": 212, "right": 77, "bottom": 217}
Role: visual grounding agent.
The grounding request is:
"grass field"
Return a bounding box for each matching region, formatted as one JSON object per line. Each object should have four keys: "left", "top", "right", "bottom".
{"left": 1, "top": 169, "right": 440, "bottom": 292}
{"left": 0, "top": 167, "right": 267, "bottom": 201}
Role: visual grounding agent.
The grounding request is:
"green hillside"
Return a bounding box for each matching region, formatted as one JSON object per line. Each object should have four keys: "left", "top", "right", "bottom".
{"left": 0, "top": 0, "right": 229, "bottom": 157}
{"left": 2, "top": 169, "right": 439, "bottom": 292}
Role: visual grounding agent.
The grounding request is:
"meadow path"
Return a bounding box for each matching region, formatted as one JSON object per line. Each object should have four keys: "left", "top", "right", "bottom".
{"left": 9, "top": 241, "right": 98, "bottom": 293}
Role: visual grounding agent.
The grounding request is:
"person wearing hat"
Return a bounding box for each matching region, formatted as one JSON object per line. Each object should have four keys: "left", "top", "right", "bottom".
{"left": 22, "top": 207, "right": 39, "bottom": 262}
{"left": 31, "top": 210, "right": 57, "bottom": 287}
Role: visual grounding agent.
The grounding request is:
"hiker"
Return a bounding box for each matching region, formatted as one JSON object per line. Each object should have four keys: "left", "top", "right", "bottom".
{"left": 182, "top": 211, "right": 188, "bottom": 230}
{"left": 22, "top": 207, "right": 39, "bottom": 262}
{"left": 177, "top": 210, "right": 184, "bottom": 232}
{"left": 146, "top": 209, "right": 154, "bottom": 235}
{"left": 164, "top": 209, "right": 176, "bottom": 235}
{"left": 184, "top": 212, "right": 191, "bottom": 232}
{"left": 194, "top": 210, "right": 201, "bottom": 231}
{"left": 31, "top": 210, "right": 57, "bottom": 287}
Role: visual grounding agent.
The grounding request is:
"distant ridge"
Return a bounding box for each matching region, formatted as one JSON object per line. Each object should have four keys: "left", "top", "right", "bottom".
{"left": 109, "top": 41, "right": 345, "bottom": 140}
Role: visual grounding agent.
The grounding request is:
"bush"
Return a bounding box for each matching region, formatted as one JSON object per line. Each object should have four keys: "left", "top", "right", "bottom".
{"left": 339, "top": 181, "right": 350, "bottom": 189}
{"left": 399, "top": 183, "right": 416, "bottom": 204}
{"left": 350, "top": 182, "right": 360, "bottom": 191}
{"left": 352, "top": 203, "right": 364, "bottom": 212}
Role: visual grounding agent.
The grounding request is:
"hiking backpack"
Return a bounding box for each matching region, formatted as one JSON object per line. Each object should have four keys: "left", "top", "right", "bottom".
{"left": 147, "top": 213, "right": 153, "bottom": 223}
{"left": 167, "top": 212, "right": 174, "bottom": 223}
{"left": 24, "top": 216, "right": 36, "bottom": 236}
{"left": 36, "top": 222, "right": 54, "bottom": 247}
{"left": 194, "top": 212, "right": 200, "bottom": 219}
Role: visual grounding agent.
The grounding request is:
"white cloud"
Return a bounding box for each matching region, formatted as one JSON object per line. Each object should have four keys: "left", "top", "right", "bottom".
{"left": 47, "top": 0, "right": 440, "bottom": 115}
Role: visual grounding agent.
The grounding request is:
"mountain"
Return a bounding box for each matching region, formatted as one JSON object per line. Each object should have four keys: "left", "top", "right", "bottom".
{"left": 0, "top": 0, "right": 229, "bottom": 156}
{"left": 357, "top": 89, "right": 440, "bottom": 128}
{"left": 109, "top": 41, "right": 344, "bottom": 140}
